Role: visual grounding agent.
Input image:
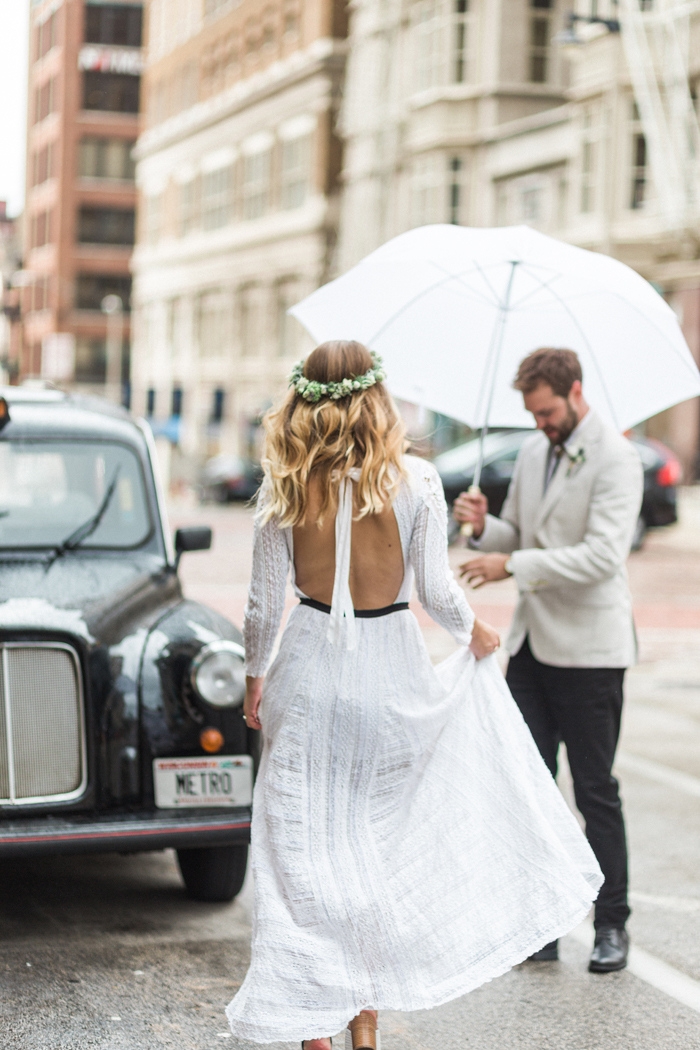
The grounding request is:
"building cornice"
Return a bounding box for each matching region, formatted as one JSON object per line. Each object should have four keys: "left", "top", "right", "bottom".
{"left": 135, "top": 39, "right": 347, "bottom": 161}
{"left": 483, "top": 103, "right": 573, "bottom": 145}
{"left": 131, "top": 196, "right": 331, "bottom": 275}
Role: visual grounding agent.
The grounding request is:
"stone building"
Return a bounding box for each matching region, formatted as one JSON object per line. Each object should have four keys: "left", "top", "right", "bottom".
{"left": 131, "top": 0, "right": 348, "bottom": 480}
{"left": 20, "top": 0, "right": 143, "bottom": 395}
{"left": 337, "top": 0, "right": 700, "bottom": 476}
{"left": 337, "top": 0, "right": 570, "bottom": 271}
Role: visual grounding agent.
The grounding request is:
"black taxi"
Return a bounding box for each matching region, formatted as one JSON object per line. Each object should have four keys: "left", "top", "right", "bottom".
{"left": 0, "top": 387, "right": 258, "bottom": 901}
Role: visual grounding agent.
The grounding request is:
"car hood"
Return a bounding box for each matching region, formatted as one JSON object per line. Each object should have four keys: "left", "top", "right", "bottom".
{"left": 0, "top": 554, "right": 174, "bottom": 643}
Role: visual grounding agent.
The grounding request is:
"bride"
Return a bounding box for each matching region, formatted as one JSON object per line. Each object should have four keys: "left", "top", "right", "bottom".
{"left": 225, "top": 341, "right": 602, "bottom": 1048}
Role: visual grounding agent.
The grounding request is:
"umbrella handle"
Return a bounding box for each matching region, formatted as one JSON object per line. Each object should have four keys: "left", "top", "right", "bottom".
{"left": 459, "top": 485, "right": 481, "bottom": 539}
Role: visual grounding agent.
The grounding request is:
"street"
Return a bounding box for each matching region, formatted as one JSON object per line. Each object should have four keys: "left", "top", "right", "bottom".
{"left": 2, "top": 492, "right": 700, "bottom": 1049}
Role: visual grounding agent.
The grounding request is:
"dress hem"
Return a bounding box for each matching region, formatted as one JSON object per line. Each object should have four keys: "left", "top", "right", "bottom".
{"left": 225, "top": 894, "right": 598, "bottom": 1044}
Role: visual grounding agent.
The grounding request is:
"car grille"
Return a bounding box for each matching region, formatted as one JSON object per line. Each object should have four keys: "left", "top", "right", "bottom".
{"left": 0, "top": 643, "right": 86, "bottom": 805}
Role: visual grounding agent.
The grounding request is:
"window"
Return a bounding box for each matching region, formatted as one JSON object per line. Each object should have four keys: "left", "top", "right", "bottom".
{"left": 171, "top": 387, "right": 183, "bottom": 417}
{"left": 83, "top": 71, "right": 140, "bottom": 113}
{"left": 78, "top": 207, "right": 135, "bottom": 245}
{"left": 202, "top": 167, "right": 233, "bottom": 230}
{"left": 146, "top": 388, "right": 156, "bottom": 416}
{"left": 32, "top": 142, "right": 55, "bottom": 186}
{"left": 37, "top": 11, "right": 58, "bottom": 58}
{"left": 76, "top": 274, "right": 132, "bottom": 312}
{"left": 529, "top": 0, "right": 553, "bottom": 84}
{"left": 495, "top": 181, "right": 509, "bottom": 225}
{"left": 34, "top": 77, "right": 58, "bottom": 123}
{"left": 26, "top": 276, "right": 51, "bottom": 313}
{"left": 280, "top": 135, "right": 311, "bottom": 210}
{"left": 79, "top": 137, "right": 136, "bottom": 180}
{"left": 75, "top": 337, "right": 107, "bottom": 382}
{"left": 32, "top": 210, "right": 53, "bottom": 248}
{"left": 179, "top": 179, "right": 199, "bottom": 235}
{"left": 84, "top": 4, "right": 143, "bottom": 47}
{"left": 0, "top": 440, "right": 150, "bottom": 550}
{"left": 580, "top": 106, "right": 597, "bottom": 214}
{"left": 449, "top": 156, "right": 462, "bottom": 224}
{"left": 521, "top": 185, "right": 542, "bottom": 223}
{"left": 630, "top": 103, "right": 646, "bottom": 209}
{"left": 198, "top": 289, "right": 232, "bottom": 358}
{"left": 211, "top": 388, "right": 225, "bottom": 424}
{"left": 242, "top": 150, "right": 271, "bottom": 219}
{"left": 412, "top": 0, "right": 471, "bottom": 92}
{"left": 411, "top": 154, "right": 446, "bottom": 226}
{"left": 454, "top": 0, "right": 469, "bottom": 83}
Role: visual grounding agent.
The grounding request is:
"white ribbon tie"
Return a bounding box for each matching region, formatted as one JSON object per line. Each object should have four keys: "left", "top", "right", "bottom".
{"left": 327, "top": 468, "right": 361, "bottom": 651}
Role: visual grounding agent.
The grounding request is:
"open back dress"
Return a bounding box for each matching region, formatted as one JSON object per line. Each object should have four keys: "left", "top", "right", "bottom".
{"left": 226, "top": 455, "right": 602, "bottom": 1044}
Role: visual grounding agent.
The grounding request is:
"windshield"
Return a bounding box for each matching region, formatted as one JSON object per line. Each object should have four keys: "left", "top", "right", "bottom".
{"left": 0, "top": 440, "right": 152, "bottom": 550}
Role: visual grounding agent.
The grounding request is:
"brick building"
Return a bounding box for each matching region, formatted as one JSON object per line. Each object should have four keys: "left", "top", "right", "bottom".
{"left": 131, "top": 0, "right": 347, "bottom": 480}
{"left": 19, "top": 0, "right": 143, "bottom": 398}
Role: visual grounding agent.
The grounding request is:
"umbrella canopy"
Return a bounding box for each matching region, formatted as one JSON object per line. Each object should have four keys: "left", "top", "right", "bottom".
{"left": 291, "top": 224, "right": 700, "bottom": 432}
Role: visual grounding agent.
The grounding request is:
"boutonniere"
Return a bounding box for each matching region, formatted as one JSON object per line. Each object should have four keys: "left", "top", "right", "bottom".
{"left": 564, "top": 445, "right": 586, "bottom": 476}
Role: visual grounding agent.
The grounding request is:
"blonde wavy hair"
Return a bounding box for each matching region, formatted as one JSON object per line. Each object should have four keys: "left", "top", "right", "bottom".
{"left": 259, "top": 340, "right": 408, "bottom": 528}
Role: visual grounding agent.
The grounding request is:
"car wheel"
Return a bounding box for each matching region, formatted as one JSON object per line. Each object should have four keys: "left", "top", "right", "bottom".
{"left": 631, "top": 513, "right": 646, "bottom": 552}
{"left": 176, "top": 844, "right": 248, "bottom": 902}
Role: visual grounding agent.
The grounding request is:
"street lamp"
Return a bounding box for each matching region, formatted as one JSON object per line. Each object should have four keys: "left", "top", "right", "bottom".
{"left": 101, "top": 293, "right": 124, "bottom": 406}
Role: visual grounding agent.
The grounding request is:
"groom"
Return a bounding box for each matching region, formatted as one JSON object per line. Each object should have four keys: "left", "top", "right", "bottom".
{"left": 454, "top": 348, "right": 643, "bottom": 973}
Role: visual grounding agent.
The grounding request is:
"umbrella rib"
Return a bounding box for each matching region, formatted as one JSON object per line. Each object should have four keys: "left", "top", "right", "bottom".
{"left": 366, "top": 263, "right": 501, "bottom": 345}
{"left": 508, "top": 271, "right": 566, "bottom": 311}
{"left": 592, "top": 289, "right": 700, "bottom": 382}
{"left": 518, "top": 263, "right": 622, "bottom": 430}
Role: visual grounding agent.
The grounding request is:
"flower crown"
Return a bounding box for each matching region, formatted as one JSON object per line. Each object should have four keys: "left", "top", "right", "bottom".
{"left": 289, "top": 351, "right": 387, "bottom": 403}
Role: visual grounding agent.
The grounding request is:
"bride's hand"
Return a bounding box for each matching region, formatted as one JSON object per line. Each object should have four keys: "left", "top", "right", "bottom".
{"left": 244, "top": 676, "right": 264, "bottom": 730}
{"left": 469, "top": 619, "right": 500, "bottom": 660}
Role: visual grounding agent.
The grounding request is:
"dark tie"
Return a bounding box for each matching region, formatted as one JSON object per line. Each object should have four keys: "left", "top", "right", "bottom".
{"left": 544, "top": 445, "right": 564, "bottom": 492}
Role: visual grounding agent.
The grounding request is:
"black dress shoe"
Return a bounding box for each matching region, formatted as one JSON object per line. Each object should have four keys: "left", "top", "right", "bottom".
{"left": 529, "top": 939, "right": 558, "bottom": 961}
{"left": 589, "top": 926, "right": 629, "bottom": 973}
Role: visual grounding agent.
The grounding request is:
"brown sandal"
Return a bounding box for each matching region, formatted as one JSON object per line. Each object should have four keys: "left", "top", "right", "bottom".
{"left": 347, "top": 1012, "right": 379, "bottom": 1050}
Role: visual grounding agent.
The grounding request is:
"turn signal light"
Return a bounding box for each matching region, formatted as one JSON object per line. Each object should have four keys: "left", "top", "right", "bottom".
{"left": 200, "top": 727, "right": 224, "bottom": 753}
{"left": 656, "top": 459, "right": 681, "bottom": 487}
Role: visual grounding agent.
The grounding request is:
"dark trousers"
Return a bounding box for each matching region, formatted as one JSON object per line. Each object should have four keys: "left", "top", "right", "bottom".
{"left": 506, "top": 638, "right": 630, "bottom": 929}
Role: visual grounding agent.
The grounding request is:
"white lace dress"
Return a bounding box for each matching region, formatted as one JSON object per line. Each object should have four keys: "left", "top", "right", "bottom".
{"left": 226, "top": 456, "right": 602, "bottom": 1044}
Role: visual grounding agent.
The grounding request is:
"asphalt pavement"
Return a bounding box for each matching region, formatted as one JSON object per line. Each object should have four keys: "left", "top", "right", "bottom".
{"left": 2, "top": 491, "right": 700, "bottom": 1048}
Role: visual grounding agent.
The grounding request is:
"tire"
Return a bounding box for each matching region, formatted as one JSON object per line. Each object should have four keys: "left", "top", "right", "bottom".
{"left": 631, "top": 513, "right": 646, "bottom": 552}
{"left": 176, "top": 844, "right": 248, "bottom": 902}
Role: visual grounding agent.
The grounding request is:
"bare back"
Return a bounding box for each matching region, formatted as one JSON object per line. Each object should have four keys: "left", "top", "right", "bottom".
{"left": 292, "top": 476, "right": 404, "bottom": 609}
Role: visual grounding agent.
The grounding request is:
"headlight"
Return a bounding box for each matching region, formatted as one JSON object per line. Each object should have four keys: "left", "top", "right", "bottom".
{"left": 190, "top": 641, "right": 246, "bottom": 708}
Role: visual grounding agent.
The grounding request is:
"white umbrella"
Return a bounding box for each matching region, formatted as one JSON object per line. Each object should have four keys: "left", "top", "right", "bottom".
{"left": 291, "top": 224, "right": 700, "bottom": 443}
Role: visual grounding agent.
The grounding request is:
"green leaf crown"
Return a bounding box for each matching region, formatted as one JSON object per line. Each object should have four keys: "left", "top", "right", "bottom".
{"left": 289, "top": 351, "right": 387, "bottom": 403}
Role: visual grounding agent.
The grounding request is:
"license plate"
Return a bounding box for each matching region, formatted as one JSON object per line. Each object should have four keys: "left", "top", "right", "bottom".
{"left": 153, "top": 755, "right": 253, "bottom": 809}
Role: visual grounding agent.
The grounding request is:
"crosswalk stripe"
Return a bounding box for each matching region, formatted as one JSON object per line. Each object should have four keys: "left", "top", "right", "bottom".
{"left": 569, "top": 925, "right": 700, "bottom": 1015}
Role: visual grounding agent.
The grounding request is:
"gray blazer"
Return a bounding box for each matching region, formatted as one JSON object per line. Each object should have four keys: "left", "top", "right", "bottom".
{"left": 474, "top": 410, "right": 643, "bottom": 668}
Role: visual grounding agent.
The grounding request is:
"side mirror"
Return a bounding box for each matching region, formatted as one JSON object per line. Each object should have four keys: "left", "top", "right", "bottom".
{"left": 174, "top": 526, "right": 212, "bottom": 568}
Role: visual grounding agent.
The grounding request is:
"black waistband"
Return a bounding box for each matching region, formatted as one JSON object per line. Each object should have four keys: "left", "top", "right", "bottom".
{"left": 299, "top": 597, "right": 409, "bottom": 618}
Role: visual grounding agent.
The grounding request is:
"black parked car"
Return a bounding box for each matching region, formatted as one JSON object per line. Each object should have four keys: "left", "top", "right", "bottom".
{"left": 0, "top": 388, "right": 258, "bottom": 902}
{"left": 200, "top": 454, "right": 263, "bottom": 503}
{"left": 434, "top": 429, "right": 681, "bottom": 549}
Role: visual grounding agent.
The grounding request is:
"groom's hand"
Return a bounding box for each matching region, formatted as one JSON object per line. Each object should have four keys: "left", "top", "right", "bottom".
{"left": 460, "top": 553, "right": 511, "bottom": 588}
{"left": 453, "top": 490, "right": 488, "bottom": 537}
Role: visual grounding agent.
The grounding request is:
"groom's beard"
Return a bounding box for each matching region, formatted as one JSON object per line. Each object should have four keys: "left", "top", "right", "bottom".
{"left": 546, "top": 402, "right": 579, "bottom": 447}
